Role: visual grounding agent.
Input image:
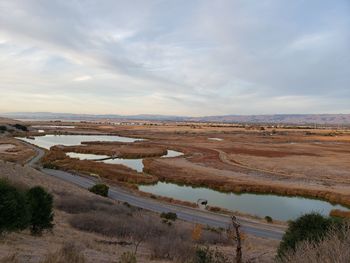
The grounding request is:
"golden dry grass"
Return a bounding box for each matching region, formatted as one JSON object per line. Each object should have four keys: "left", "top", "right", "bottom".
{"left": 42, "top": 148, "right": 157, "bottom": 185}
{"left": 0, "top": 137, "right": 35, "bottom": 164}
{"left": 0, "top": 160, "right": 279, "bottom": 262}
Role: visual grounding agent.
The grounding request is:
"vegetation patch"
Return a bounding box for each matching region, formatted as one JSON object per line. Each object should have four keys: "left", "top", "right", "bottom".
{"left": 160, "top": 211, "right": 178, "bottom": 221}
{"left": 277, "top": 212, "right": 342, "bottom": 258}
{"left": 89, "top": 183, "right": 109, "bottom": 197}
{"left": 64, "top": 192, "right": 232, "bottom": 262}
{"left": 0, "top": 180, "right": 54, "bottom": 236}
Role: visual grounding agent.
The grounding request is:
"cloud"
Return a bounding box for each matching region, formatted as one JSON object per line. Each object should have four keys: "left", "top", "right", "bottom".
{"left": 73, "top": 75, "right": 92, "bottom": 82}
{"left": 0, "top": 0, "right": 349, "bottom": 115}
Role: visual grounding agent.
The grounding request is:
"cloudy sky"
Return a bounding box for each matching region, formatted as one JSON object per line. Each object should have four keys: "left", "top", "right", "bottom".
{"left": 0, "top": 0, "right": 349, "bottom": 116}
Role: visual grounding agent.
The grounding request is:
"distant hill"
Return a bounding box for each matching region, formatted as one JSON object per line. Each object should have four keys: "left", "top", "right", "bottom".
{"left": 0, "top": 117, "right": 25, "bottom": 125}
{"left": 1, "top": 112, "right": 350, "bottom": 125}
{"left": 187, "top": 114, "right": 350, "bottom": 125}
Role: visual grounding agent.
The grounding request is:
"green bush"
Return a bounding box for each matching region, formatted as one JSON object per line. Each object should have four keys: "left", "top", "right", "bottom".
{"left": 12, "top": 124, "right": 28, "bottom": 131}
{"left": 27, "top": 186, "right": 54, "bottom": 235}
{"left": 0, "top": 180, "right": 30, "bottom": 234}
{"left": 160, "top": 212, "right": 177, "bottom": 221}
{"left": 194, "top": 246, "right": 229, "bottom": 263}
{"left": 118, "top": 251, "right": 137, "bottom": 263}
{"left": 42, "top": 163, "right": 59, "bottom": 169}
{"left": 89, "top": 184, "right": 109, "bottom": 197}
{"left": 265, "top": 216, "right": 273, "bottom": 223}
{"left": 277, "top": 213, "right": 340, "bottom": 257}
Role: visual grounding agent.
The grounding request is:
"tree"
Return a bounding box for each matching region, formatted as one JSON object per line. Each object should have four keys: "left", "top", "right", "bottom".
{"left": 277, "top": 212, "right": 340, "bottom": 258}
{"left": 265, "top": 216, "right": 273, "bottom": 223}
{"left": 160, "top": 212, "right": 177, "bottom": 221}
{"left": 12, "top": 124, "right": 28, "bottom": 131}
{"left": 27, "top": 186, "right": 54, "bottom": 235}
{"left": 194, "top": 246, "right": 230, "bottom": 263}
{"left": 228, "top": 216, "right": 242, "bottom": 263}
{"left": 0, "top": 180, "right": 30, "bottom": 234}
{"left": 89, "top": 183, "right": 109, "bottom": 197}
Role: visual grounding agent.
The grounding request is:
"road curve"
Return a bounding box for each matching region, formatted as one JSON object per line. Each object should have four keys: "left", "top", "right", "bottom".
{"left": 24, "top": 141, "right": 285, "bottom": 240}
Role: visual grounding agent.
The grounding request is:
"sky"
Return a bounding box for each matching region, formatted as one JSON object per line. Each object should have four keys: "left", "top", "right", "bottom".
{"left": 0, "top": 0, "right": 349, "bottom": 116}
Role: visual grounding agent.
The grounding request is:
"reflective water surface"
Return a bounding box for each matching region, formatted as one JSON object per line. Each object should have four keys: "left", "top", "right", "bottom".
{"left": 19, "top": 134, "right": 349, "bottom": 220}
{"left": 139, "top": 182, "right": 349, "bottom": 221}
{"left": 19, "top": 134, "right": 141, "bottom": 149}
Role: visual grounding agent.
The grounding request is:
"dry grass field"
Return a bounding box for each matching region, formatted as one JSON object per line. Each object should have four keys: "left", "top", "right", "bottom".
{"left": 0, "top": 160, "right": 278, "bottom": 263}
{"left": 0, "top": 137, "right": 35, "bottom": 164}
{"left": 91, "top": 123, "right": 350, "bottom": 207}
{"left": 23, "top": 121, "right": 350, "bottom": 208}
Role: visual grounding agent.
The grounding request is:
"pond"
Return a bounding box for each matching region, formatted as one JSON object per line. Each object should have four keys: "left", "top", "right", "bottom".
{"left": 19, "top": 134, "right": 142, "bottom": 149}
{"left": 65, "top": 152, "right": 144, "bottom": 173}
{"left": 65, "top": 149, "right": 184, "bottom": 172}
{"left": 208, "top": 138, "right": 223, "bottom": 141}
{"left": 66, "top": 152, "right": 110, "bottom": 160}
{"left": 139, "top": 182, "right": 350, "bottom": 221}
{"left": 20, "top": 134, "right": 347, "bottom": 221}
{"left": 162, "top": 150, "right": 183, "bottom": 158}
{"left": 32, "top": 125, "right": 76, "bottom": 129}
{"left": 100, "top": 158, "right": 144, "bottom": 173}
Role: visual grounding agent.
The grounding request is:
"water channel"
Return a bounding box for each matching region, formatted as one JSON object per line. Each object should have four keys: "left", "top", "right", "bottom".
{"left": 19, "top": 134, "right": 349, "bottom": 220}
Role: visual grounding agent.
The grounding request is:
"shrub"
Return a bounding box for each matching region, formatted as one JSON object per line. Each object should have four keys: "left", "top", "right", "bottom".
{"left": 12, "top": 124, "right": 28, "bottom": 131}
{"left": 160, "top": 212, "right": 177, "bottom": 221}
{"left": 277, "top": 213, "right": 341, "bottom": 258}
{"left": 149, "top": 236, "right": 194, "bottom": 262}
{"left": 265, "top": 216, "right": 273, "bottom": 223}
{"left": 198, "top": 230, "right": 230, "bottom": 245}
{"left": 0, "top": 126, "right": 7, "bottom": 133}
{"left": 55, "top": 194, "right": 129, "bottom": 215}
{"left": 278, "top": 224, "right": 350, "bottom": 263}
{"left": 118, "top": 251, "right": 137, "bottom": 263}
{"left": 89, "top": 183, "right": 109, "bottom": 197}
{"left": 0, "top": 180, "right": 30, "bottom": 234}
{"left": 42, "top": 163, "right": 59, "bottom": 169}
{"left": 27, "top": 186, "right": 54, "bottom": 235}
{"left": 0, "top": 254, "right": 18, "bottom": 263}
{"left": 70, "top": 212, "right": 133, "bottom": 237}
{"left": 194, "top": 246, "right": 230, "bottom": 263}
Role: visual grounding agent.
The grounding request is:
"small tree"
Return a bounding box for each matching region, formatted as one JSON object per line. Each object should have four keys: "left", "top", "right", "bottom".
{"left": 0, "top": 180, "right": 30, "bottom": 235}
{"left": 12, "top": 124, "right": 28, "bottom": 131}
{"left": 0, "top": 126, "right": 7, "bottom": 133}
{"left": 160, "top": 212, "right": 177, "bottom": 221}
{"left": 119, "top": 251, "right": 137, "bottom": 263}
{"left": 27, "top": 186, "right": 54, "bottom": 235}
{"left": 265, "top": 216, "right": 273, "bottom": 223}
{"left": 89, "top": 184, "right": 109, "bottom": 197}
{"left": 194, "top": 246, "right": 230, "bottom": 263}
{"left": 277, "top": 212, "right": 340, "bottom": 258}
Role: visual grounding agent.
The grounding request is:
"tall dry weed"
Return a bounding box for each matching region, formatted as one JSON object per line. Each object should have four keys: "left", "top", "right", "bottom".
{"left": 41, "top": 241, "right": 86, "bottom": 263}
{"left": 278, "top": 224, "right": 350, "bottom": 263}
{"left": 0, "top": 254, "right": 19, "bottom": 263}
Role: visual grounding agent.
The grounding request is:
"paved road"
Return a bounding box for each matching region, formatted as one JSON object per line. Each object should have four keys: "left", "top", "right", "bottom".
{"left": 24, "top": 142, "right": 285, "bottom": 240}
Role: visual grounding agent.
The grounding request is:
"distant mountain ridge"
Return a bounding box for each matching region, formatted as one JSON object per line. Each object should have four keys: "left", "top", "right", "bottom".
{"left": 2, "top": 112, "right": 350, "bottom": 125}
